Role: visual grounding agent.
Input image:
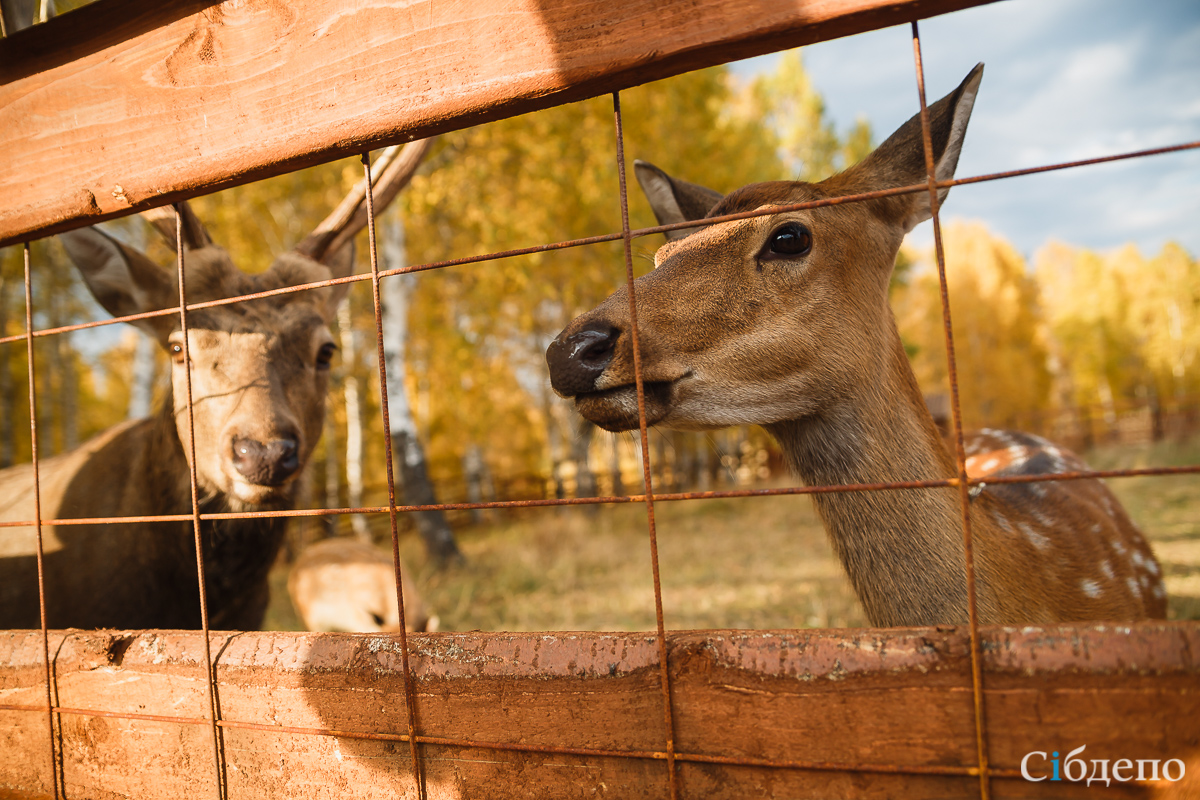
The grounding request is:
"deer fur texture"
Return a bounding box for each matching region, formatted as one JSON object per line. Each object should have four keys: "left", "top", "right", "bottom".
{"left": 0, "top": 141, "right": 432, "bottom": 631}
{"left": 546, "top": 64, "right": 1166, "bottom": 627}
{"left": 0, "top": 214, "right": 349, "bottom": 630}
{"left": 288, "top": 538, "right": 437, "bottom": 633}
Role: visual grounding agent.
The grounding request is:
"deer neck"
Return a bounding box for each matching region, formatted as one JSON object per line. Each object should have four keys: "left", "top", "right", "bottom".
{"left": 144, "top": 389, "right": 288, "bottom": 627}
{"left": 764, "top": 325, "right": 972, "bottom": 626}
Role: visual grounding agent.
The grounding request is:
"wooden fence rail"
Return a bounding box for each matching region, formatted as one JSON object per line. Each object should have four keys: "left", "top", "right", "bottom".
{"left": 2, "top": 625, "right": 1198, "bottom": 798}
{"left": 0, "top": 0, "right": 998, "bottom": 247}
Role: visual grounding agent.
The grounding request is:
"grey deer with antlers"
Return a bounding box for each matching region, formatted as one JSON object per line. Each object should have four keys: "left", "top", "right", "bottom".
{"left": 0, "top": 142, "right": 431, "bottom": 630}
{"left": 546, "top": 65, "right": 1165, "bottom": 626}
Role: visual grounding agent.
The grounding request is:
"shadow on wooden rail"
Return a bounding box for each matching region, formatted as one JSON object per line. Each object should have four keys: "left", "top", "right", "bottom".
{"left": 1, "top": 623, "right": 1198, "bottom": 798}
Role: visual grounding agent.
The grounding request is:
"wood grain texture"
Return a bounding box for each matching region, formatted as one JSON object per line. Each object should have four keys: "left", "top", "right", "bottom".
{"left": 2, "top": 624, "right": 1198, "bottom": 798}
{"left": 0, "top": 0, "right": 1001, "bottom": 247}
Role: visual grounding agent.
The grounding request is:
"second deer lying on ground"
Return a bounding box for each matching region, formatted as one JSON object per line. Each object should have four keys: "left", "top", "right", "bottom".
{"left": 288, "top": 538, "right": 437, "bottom": 633}
{"left": 546, "top": 65, "right": 1165, "bottom": 626}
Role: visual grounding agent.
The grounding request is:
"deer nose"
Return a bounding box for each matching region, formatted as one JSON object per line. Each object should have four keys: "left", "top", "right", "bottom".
{"left": 546, "top": 323, "right": 620, "bottom": 397}
{"left": 231, "top": 436, "right": 300, "bottom": 486}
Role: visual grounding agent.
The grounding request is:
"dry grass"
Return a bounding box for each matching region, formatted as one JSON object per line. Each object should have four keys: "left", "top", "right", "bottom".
{"left": 265, "top": 438, "right": 1200, "bottom": 633}
{"left": 1089, "top": 438, "right": 1200, "bottom": 621}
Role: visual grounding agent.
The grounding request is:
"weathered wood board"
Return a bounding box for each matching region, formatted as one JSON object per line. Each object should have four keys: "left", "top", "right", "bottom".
{"left": 1, "top": 624, "right": 1198, "bottom": 798}
{"left": 0, "top": 0, "right": 1001, "bottom": 247}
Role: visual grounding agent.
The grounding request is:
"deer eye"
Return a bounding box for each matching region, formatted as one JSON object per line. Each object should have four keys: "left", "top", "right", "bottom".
{"left": 760, "top": 223, "right": 813, "bottom": 260}
{"left": 316, "top": 342, "right": 337, "bottom": 370}
{"left": 169, "top": 342, "right": 187, "bottom": 365}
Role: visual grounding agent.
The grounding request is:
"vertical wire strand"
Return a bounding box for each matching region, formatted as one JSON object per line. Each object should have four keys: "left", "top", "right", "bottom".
{"left": 24, "top": 242, "right": 62, "bottom": 800}
{"left": 611, "top": 91, "right": 679, "bottom": 800}
{"left": 360, "top": 152, "right": 426, "bottom": 799}
{"left": 909, "top": 22, "right": 991, "bottom": 800}
{"left": 174, "top": 205, "right": 227, "bottom": 800}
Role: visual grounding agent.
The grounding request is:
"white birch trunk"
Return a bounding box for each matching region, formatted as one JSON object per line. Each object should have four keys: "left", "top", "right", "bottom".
{"left": 381, "top": 220, "right": 419, "bottom": 452}
{"left": 338, "top": 299, "right": 370, "bottom": 541}
{"left": 381, "top": 211, "right": 461, "bottom": 563}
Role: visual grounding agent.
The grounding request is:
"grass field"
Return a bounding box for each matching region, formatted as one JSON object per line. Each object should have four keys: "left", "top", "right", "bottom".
{"left": 265, "top": 438, "right": 1200, "bottom": 632}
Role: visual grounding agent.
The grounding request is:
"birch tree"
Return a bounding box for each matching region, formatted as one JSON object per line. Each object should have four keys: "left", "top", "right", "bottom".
{"left": 337, "top": 298, "right": 370, "bottom": 541}
{"left": 381, "top": 211, "right": 462, "bottom": 564}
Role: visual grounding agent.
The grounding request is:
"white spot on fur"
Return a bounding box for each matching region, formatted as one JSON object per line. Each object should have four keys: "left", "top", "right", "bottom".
{"left": 980, "top": 457, "right": 1000, "bottom": 472}
{"left": 1126, "top": 577, "right": 1142, "bottom": 598}
{"left": 1131, "top": 550, "right": 1146, "bottom": 568}
{"left": 994, "top": 513, "right": 1012, "bottom": 532}
{"left": 1042, "top": 443, "right": 1068, "bottom": 472}
{"left": 1152, "top": 584, "right": 1166, "bottom": 599}
{"left": 1111, "top": 540, "right": 1127, "bottom": 556}
{"left": 1090, "top": 523, "right": 1102, "bottom": 534}
{"left": 1100, "top": 560, "right": 1115, "bottom": 581}
{"left": 1019, "top": 523, "right": 1050, "bottom": 550}
{"left": 1080, "top": 579, "right": 1102, "bottom": 598}
{"left": 1145, "top": 558, "right": 1160, "bottom": 576}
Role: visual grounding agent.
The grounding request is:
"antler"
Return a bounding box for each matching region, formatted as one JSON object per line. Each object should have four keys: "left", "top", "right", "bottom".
{"left": 139, "top": 137, "right": 435, "bottom": 265}
{"left": 294, "top": 137, "right": 436, "bottom": 267}
{"left": 141, "top": 202, "right": 214, "bottom": 252}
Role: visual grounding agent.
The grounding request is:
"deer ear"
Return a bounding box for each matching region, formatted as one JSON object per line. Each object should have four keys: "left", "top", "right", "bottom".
{"left": 60, "top": 227, "right": 178, "bottom": 343}
{"left": 843, "top": 63, "right": 983, "bottom": 233}
{"left": 321, "top": 241, "right": 355, "bottom": 318}
{"left": 634, "top": 160, "right": 724, "bottom": 242}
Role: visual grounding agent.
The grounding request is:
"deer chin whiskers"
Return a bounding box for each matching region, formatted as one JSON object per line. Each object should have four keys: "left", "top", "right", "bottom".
{"left": 573, "top": 381, "right": 675, "bottom": 432}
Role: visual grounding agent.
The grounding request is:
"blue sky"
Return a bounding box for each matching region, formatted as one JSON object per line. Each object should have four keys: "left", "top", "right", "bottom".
{"left": 731, "top": 0, "right": 1200, "bottom": 260}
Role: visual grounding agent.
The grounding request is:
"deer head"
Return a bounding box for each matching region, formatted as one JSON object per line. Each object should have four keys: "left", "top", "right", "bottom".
{"left": 58, "top": 142, "right": 432, "bottom": 511}
{"left": 546, "top": 65, "right": 983, "bottom": 439}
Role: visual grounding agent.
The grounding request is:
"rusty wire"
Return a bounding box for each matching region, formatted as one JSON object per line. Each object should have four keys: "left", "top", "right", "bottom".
{"left": 910, "top": 22, "right": 989, "bottom": 799}
{"left": 613, "top": 89, "right": 680, "bottom": 799}
{"left": 1, "top": 696, "right": 1035, "bottom": 781}
{"left": 1, "top": 463, "right": 1196, "bottom": 531}
{"left": 360, "top": 151, "right": 427, "bottom": 797}
{"left": 22, "top": 242, "right": 61, "bottom": 800}
{"left": 3, "top": 138, "right": 1197, "bottom": 351}
{"left": 172, "top": 204, "right": 228, "bottom": 800}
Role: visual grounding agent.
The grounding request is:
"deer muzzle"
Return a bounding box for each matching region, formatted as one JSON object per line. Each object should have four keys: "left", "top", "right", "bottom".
{"left": 231, "top": 436, "right": 301, "bottom": 486}
{"left": 546, "top": 323, "right": 620, "bottom": 397}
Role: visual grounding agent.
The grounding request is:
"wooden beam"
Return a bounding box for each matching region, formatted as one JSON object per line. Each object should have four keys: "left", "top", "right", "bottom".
{"left": 2, "top": 624, "right": 1198, "bottom": 798}
{"left": 0, "top": 0, "right": 1002, "bottom": 247}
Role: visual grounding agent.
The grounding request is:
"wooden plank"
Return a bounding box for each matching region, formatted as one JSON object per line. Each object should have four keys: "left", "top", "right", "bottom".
{"left": 1, "top": 624, "right": 1198, "bottom": 798}
{"left": 0, "top": 0, "right": 1001, "bottom": 247}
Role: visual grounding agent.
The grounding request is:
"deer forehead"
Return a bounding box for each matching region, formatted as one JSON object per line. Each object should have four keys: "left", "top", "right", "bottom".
{"left": 185, "top": 248, "right": 335, "bottom": 307}
{"left": 169, "top": 310, "right": 332, "bottom": 381}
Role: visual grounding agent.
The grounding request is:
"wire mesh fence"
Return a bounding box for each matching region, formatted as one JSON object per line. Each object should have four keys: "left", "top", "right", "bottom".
{"left": 1, "top": 2, "right": 1199, "bottom": 799}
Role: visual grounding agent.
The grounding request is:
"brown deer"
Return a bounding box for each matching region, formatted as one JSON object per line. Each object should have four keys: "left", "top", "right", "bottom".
{"left": 288, "top": 537, "right": 437, "bottom": 633}
{"left": 546, "top": 65, "right": 1166, "bottom": 626}
{"left": 0, "top": 142, "right": 431, "bottom": 631}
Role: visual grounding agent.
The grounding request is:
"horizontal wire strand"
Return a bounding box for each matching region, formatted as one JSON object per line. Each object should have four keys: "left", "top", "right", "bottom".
{"left": 1, "top": 463, "right": 1195, "bottom": 529}
{"left": 2, "top": 138, "right": 1197, "bottom": 348}
{"left": 0, "top": 701, "right": 1026, "bottom": 780}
